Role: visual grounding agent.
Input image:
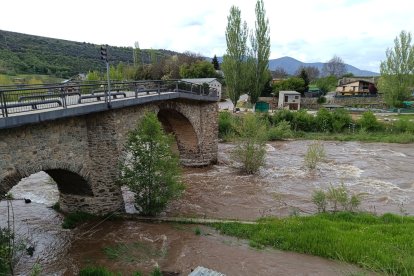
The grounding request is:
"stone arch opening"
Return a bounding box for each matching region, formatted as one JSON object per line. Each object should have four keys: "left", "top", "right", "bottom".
{"left": 157, "top": 109, "right": 200, "bottom": 166}
{"left": 0, "top": 166, "right": 93, "bottom": 200}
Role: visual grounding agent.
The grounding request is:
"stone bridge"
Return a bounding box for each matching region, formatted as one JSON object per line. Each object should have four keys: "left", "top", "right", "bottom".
{"left": 0, "top": 81, "right": 218, "bottom": 214}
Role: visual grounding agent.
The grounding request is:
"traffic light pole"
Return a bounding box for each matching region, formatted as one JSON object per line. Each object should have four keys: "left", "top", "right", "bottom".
{"left": 101, "top": 45, "right": 111, "bottom": 108}
{"left": 106, "top": 60, "right": 111, "bottom": 108}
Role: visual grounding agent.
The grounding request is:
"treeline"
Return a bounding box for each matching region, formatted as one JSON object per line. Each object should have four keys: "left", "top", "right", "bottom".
{"left": 0, "top": 30, "right": 177, "bottom": 78}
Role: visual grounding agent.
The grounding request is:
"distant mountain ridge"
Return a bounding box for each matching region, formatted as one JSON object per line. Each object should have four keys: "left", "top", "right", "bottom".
{"left": 217, "top": 56, "right": 379, "bottom": 77}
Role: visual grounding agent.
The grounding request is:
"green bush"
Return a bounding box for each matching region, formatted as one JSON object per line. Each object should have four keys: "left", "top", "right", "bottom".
{"left": 62, "top": 212, "right": 95, "bottom": 229}
{"left": 312, "top": 190, "right": 327, "bottom": 212}
{"left": 315, "top": 108, "right": 333, "bottom": 132}
{"left": 358, "top": 111, "right": 382, "bottom": 131}
{"left": 316, "top": 96, "right": 326, "bottom": 104}
{"left": 304, "top": 142, "right": 326, "bottom": 170}
{"left": 291, "top": 109, "right": 315, "bottom": 131}
{"left": 393, "top": 118, "right": 414, "bottom": 133}
{"left": 218, "top": 111, "right": 235, "bottom": 138}
{"left": 118, "top": 112, "right": 184, "bottom": 216}
{"left": 314, "top": 183, "right": 362, "bottom": 212}
{"left": 232, "top": 113, "right": 267, "bottom": 174}
{"left": 271, "top": 109, "right": 294, "bottom": 125}
{"left": 267, "top": 121, "right": 293, "bottom": 140}
{"left": 331, "top": 109, "right": 352, "bottom": 133}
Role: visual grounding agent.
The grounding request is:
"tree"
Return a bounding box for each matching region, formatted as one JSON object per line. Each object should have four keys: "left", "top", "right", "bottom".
{"left": 248, "top": 0, "right": 271, "bottom": 108}
{"left": 222, "top": 6, "right": 249, "bottom": 111}
{"left": 295, "top": 66, "right": 319, "bottom": 82}
{"left": 297, "top": 68, "right": 310, "bottom": 94}
{"left": 118, "top": 112, "right": 184, "bottom": 216}
{"left": 179, "top": 60, "right": 217, "bottom": 78}
{"left": 133, "top": 41, "right": 142, "bottom": 68}
{"left": 271, "top": 67, "right": 288, "bottom": 78}
{"left": 379, "top": 30, "right": 414, "bottom": 107}
{"left": 312, "top": 75, "right": 338, "bottom": 94}
{"left": 272, "top": 77, "right": 306, "bottom": 96}
{"left": 322, "top": 55, "right": 346, "bottom": 77}
{"left": 212, "top": 55, "right": 220, "bottom": 70}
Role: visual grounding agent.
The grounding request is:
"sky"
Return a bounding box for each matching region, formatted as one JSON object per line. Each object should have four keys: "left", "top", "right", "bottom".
{"left": 1, "top": 0, "right": 413, "bottom": 73}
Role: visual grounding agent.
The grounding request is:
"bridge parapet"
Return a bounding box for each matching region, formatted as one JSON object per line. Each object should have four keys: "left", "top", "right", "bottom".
{"left": 0, "top": 80, "right": 218, "bottom": 120}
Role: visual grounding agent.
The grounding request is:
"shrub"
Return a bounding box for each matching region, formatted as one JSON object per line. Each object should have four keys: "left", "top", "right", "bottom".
{"left": 326, "top": 184, "right": 348, "bottom": 212}
{"left": 315, "top": 108, "right": 334, "bottom": 132}
{"left": 393, "top": 118, "right": 414, "bottom": 133}
{"left": 358, "top": 111, "right": 382, "bottom": 131}
{"left": 322, "top": 183, "right": 361, "bottom": 212}
{"left": 316, "top": 96, "right": 326, "bottom": 104}
{"left": 291, "top": 110, "right": 315, "bottom": 131}
{"left": 312, "top": 190, "right": 327, "bottom": 212}
{"left": 218, "top": 111, "right": 236, "bottom": 138}
{"left": 271, "top": 109, "right": 294, "bottom": 125}
{"left": 331, "top": 109, "right": 352, "bottom": 133}
{"left": 118, "top": 112, "right": 184, "bottom": 216}
{"left": 232, "top": 113, "right": 267, "bottom": 174}
{"left": 62, "top": 212, "right": 95, "bottom": 229}
{"left": 267, "top": 120, "right": 293, "bottom": 140}
{"left": 304, "top": 142, "right": 326, "bottom": 170}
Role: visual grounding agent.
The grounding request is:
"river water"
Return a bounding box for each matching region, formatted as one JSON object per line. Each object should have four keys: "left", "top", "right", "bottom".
{"left": 2, "top": 140, "right": 413, "bottom": 275}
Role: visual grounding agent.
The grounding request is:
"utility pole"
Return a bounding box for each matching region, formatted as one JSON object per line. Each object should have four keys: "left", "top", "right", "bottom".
{"left": 101, "top": 45, "right": 111, "bottom": 107}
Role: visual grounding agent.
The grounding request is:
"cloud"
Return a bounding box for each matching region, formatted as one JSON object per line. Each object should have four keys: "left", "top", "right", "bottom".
{"left": 1, "top": 0, "right": 413, "bottom": 72}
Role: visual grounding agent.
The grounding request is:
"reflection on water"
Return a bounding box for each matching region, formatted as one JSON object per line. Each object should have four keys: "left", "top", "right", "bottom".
{"left": 2, "top": 140, "right": 413, "bottom": 274}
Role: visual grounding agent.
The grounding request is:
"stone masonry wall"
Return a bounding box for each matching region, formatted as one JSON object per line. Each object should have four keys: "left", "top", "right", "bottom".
{"left": 0, "top": 99, "right": 218, "bottom": 214}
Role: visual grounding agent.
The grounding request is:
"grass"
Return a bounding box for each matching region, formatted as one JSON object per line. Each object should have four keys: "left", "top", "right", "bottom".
{"left": 79, "top": 266, "right": 114, "bottom": 276}
{"left": 296, "top": 131, "right": 414, "bottom": 143}
{"left": 103, "top": 241, "right": 163, "bottom": 263}
{"left": 61, "top": 211, "right": 96, "bottom": 229}
{"left": 212, "top": 212, "right": 414, "bottom": 275}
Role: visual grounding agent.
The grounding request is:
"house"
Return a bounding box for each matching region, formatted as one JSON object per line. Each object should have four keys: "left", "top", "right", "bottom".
{"left": 181, "top": 78, "right": 222, "bottom": 99}
{"left": 336, "top": 78, "right": 377, "bottom": 96}
{"left": 278, "top": 91, "right": 301, "bottom": 110}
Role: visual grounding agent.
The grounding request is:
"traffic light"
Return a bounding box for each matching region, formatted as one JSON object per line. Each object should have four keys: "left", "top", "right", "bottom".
{"left": 100, "top": 45, "right": 107, "bottom": 61}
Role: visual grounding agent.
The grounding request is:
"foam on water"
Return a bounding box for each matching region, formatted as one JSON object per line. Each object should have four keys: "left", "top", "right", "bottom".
{"left": 319, "top": 162, "right": 364, "bottom": 178}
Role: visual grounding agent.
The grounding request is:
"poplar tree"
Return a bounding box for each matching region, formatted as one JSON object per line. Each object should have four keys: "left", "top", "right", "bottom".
{"left": 379, "top": 30, "right": 414, "bottom": 107}
{"left": 212, "top": 55, "right": 220, "bottom": 70}
{"left": 249, "top": 0, "right": 271, "bottom": 108}
{"left": 222, "top": 6, "right": 249, "bottom": 111}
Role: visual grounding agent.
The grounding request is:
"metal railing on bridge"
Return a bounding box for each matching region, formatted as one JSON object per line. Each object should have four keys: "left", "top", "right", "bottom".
{"left": 0, "top": 80, "right": 218, "bottom": 118}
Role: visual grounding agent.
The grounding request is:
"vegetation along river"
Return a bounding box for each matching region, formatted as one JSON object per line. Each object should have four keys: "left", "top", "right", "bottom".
{"left": 2, "top": 140, "right": 413, "bottom": 275}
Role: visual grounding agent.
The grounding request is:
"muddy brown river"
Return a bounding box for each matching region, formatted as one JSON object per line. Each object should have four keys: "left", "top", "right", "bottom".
{"left": 2, "top": 140, "right": 413, "bottom": 275}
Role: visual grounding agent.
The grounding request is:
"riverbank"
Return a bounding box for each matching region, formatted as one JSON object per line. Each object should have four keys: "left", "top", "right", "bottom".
{"left": 3, "top": 140, "right": 414, "bottom": 274}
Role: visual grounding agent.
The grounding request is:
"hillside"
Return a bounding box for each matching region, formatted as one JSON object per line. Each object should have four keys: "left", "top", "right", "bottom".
{"left": 0, "top": 30, "right": 177, "bottom": 78}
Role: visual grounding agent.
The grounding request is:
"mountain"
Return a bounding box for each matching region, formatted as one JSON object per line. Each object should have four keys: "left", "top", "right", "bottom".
{"left": 216, "top": 56, "right": 379, "bottom": 77}
{"left": 268, "top": 56, "right": 379, "bottom": 77}
{"left": 0, "top": 30, "right": 178, "bottom": 78}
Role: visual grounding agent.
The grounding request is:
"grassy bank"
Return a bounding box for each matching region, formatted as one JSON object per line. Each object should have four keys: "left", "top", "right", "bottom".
{"left": 219, "top": 109, "right": 414, "bottom": 143}
{"left": 295, "top": 131, "right": 414, "bottom": 143}
{"left": 212, "top": 212, "right": 414, "bottom": 275}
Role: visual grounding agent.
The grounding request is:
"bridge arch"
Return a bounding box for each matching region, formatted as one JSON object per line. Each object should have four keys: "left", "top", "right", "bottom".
{"left": 157, "top": 108, "right": 200, "bottom": 166}
{"left": 0, "top": 161, "right": 94, "bottom": 212}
